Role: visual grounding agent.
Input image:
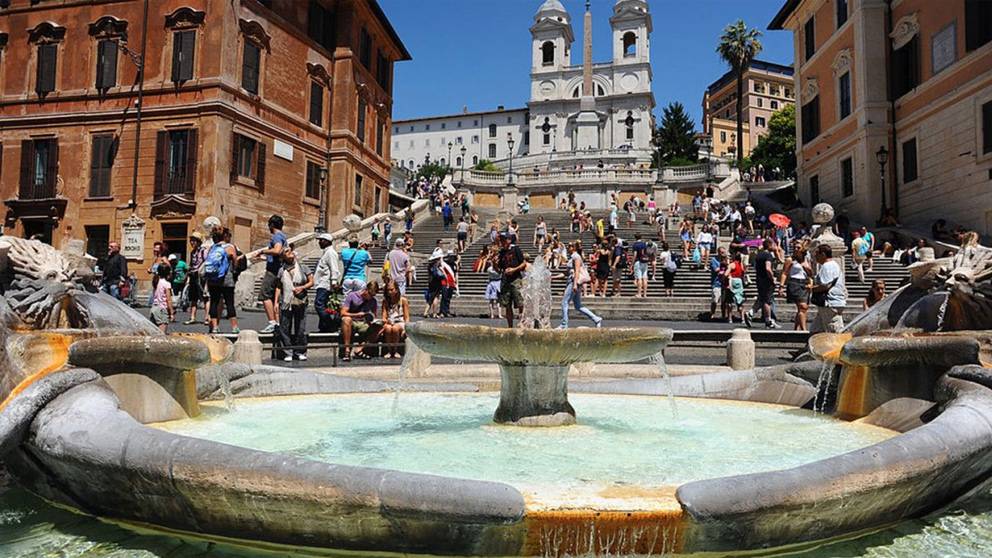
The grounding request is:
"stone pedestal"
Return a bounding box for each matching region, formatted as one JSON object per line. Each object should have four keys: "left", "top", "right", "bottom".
{"left": 233, "top": 330, "right": 263, "bottom": 365}
{"left": 727, "top": 329, "right": 755, "bottom": 370}
{"left": 493, "top": 364, "right": 576, "bottom": 427}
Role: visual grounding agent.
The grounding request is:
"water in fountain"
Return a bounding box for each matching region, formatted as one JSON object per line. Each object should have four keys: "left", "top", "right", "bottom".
{"left": 391, "top": 344, "right": 418, "bottom": 416}
{"left": 813, "top": 361, "right": 834, "bottom": 413}
{"left": 519, "top": 256, "right": 552, "bottom": 330}
{"left": 218, "top": 374, "right": 236, "bottom": 411}
{"left": 650, "top": 352, "right": 679, "bottom": 419}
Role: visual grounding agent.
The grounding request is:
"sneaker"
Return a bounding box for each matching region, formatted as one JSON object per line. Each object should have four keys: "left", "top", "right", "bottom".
{"left": 297, "top": 354, "right": 308, "bottom": 361}
{"left": 283, "top": 355, "right": 294, "bottom": 362}
{"left": 743, "top": 313, "right": 753, "bottom": 328}
{"left": 183, "top": 319, "right": 197, "bottom": 325}
{"left": 595, "top": 319, "right": 603, "bottom": 328}
{"left": 766, "top": 320, "right": 782, "bottom": 329}
{"left": 745, "top": 310, "right": 754, "bottom": 322}
{"left": 261, "top": 322, "right": 277, "bottom": 334}
{"left": 231, "top": 327, "right": 241, "bottom": 334}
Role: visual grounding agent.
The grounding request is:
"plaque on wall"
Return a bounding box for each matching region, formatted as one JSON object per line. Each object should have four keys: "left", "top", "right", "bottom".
{"left": 121, "top": 213, "right": 146, "bottom": 260}
{"left": 274, "top": 139, "right": 294, "bottom": 161}
{"left": 932, "top": 22, "right": 956, "bottom": 75}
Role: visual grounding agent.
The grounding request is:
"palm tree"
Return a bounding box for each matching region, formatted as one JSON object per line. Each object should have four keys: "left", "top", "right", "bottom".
{"left": 717, "top": 20, "right": 762, "bottom": 166}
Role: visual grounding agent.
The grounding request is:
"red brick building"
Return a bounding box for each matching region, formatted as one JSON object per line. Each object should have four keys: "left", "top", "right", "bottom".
{"left": 0, "top": 0, "right": 409, "bottom": 273}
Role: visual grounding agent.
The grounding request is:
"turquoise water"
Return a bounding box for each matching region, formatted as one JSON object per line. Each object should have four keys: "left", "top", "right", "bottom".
{"left": 1, "top": 393, "right": 988, "bottom": 556}
{"left": 155, "top": 393, "right": 891, "bottom": 492}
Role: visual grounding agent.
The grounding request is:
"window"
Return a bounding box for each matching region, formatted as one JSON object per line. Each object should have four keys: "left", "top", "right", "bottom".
{"left": 541, "top": 41, "right": 555, "bottom": 66}
{"left": 892, "top": 36, "right": 920, "bottom": 98}
{"left": 171, "top": 30, "right": 195, "bottom": 83}
{"left": 720, "top": 131, "right": 727, "bottom": 143}
{"left": 441, "top": 123, "right": 446, "bottom": 130}
{"left": 754, "top": 82, "right": 764, "bottom": 93}
{"left": 309, "top": 81, "right": 323, "bottom": 127}
{"left": 305, "top": 160, "right": 321, "bottom": 199}
{"left": 409, "top": 126, "right": 413, "bottom": 132}
{"left": 757, "top": 98, "right": 763, "bottom": 108}
{"left": 966, "top": 0, "right": 992, "bottom": 51}
{"left": 473, "top": 119, "right": 479, "bottom": 126}
{"left": 982, "top": 100, "right": 992, "bottom": 154}
{"left": 626, "top": 125, "right": 635, "bottom": 141}
{"left": 230, "top": 133, "right": 266, "bottom": 188}
{"left": 359, "top": 28, "right": 372, "bottom": 68}
{"left": 903, "top": 138, "right": 918, "bottom": 183}
{"left": 357, "top": 98, "right": 367, "bottom": 142}
{"left": 85, "top": 225, "right": 110, "bottom": 270}
{"left": 19, "top": 138, "right": 58, "bottom": 199}
{"left": 89, "top": 134, "right": 117, "bottom": 197}
{"left": 804, "top": 16, "right": 816, "bottom": 62}
{"left": 771, "top": 85, "right": 779, "bottom": 96}
{"left": 36, "top": 43, "right": 57, "bottom": 95}
{"left": 394, "top": 126, "right": 399, "bottom": 133}
{"left": 839, "top": 72, "right": 851, "bottom": 119}
{"left": 376, "top": 49, "right": 390, "bottom": 90}
{"left": 841, "top": 157, "right": 854, "bottom": 197}
{"left": 307, "top": 1, "right": 335, "bottom": 52}
{"left": 161, "top": 223, "right": 189, "bottom": 263}
{"left": 524, "top": 131, "right": 530, "bottom": 145}
{"left": 755, "top": 117, "right": 766, "bottom": 127}
{"left": 457, "top": 121, "right": 462, "bottom": 128}
{"left": 456, "top": 137, "right": 463, "bottom": 144}
{"left": 836, "top": 0, "right": 848, "bottom": 29}
{"left": 242, "top": 41, "right": 261, "bottom": 94}
{"left": 785, "top": 87, "right": 792, "bottom": 98}
{"left": 809, "top": 175, "right": 820, "bottom": 205}
{"left": 472, "top": 135, "right": 479, "bottom": 144}
{"left": 425, "top": 124, "right": 430, "bottom": 131}
{"left": 488, "top": 143, "right": 497, "bottom": 158}
{"left": 801, "top": 96, "right": 821, "bottom": 144}
{"left": 154, "top": 129, "right": 197, "bottom": 197}
{"left": 489, "top": 123, "right": 497, "bottom": 138}
{"left": 507, "top": 116, "right": 512, "bottom": 124}
{"left": 472, "top": 155, "right": 478, "bottom": 165}
{"left": 354, "top": 174, "right": 363, "bottom": 206}
{"left": 95, "top": 39, "right": 118, "bottom": 91}
{"left": 622, "top": 32, "right": 636, "bottom": 57}
{"left": 543, "top": 133, "right": 550, "bottom": 145}
{"left": 375, "top": 117, "right": 384, "bottom": 156}
{"left": 455, "top": 156, "right": 462, "bottom": 167}
{"left": 771, "top": 100, "right": 779, "bottom": 110}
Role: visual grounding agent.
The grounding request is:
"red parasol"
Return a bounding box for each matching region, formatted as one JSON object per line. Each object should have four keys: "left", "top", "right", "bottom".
{"left": 769, "top": 213, "right": 791, "bottom": 228}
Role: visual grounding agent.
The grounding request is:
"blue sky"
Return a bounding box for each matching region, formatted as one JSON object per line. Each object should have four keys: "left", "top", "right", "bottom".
{"left": 378, "top": 0, "right": 794, "bottom": 128}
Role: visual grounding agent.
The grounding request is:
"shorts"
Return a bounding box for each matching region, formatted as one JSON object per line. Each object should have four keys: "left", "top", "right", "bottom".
{"left": 343, "top": 277, "right": 366, "bottom": 294}
{"left": 786, "top": 279, "right": 808, "bottom": 304}
{"left": 498, "top": 279, "right": 523, "bottom": 308}
{"left": 208, "top": 284, "right": 237, "bottom": 319}
{"left": 612, "top": 267, "right": 624, "bottom": 282}
{"left": 351, "top": 320, "right": 371, "bottom": 336}
{"left": 187, "top": 273, "right": 204, "bottom": 303}
{"left": 813, "top": 306, "right": 845, "bottom": 333}
{"left": 485, "top": 280, "right": 501, "bottom": 301}
{"left": 150, "top": 306, "right": 170, "bottom": 326}
{"left": 258, "top": 271, "right": 279, "bottom": 302}
{"left": 756, "top": 285, "right": 774, "bottom": 305}
{"left": 633, "top": 261, "right": 649, "bottom": 280}
{"left": 710, "top": 286, "right": 723, "bottom": 304}
{"left": 457, "top": 232, "right": 468, "bottom": 241}
{"left": 662, "top": 269, "right": 675, "bottom": 288}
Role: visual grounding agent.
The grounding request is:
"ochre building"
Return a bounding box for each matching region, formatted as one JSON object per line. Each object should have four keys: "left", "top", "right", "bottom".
{"left": 770, "top": 0, "right": 992, "bottom": 232}
{"left": 702, "top": 59, "right": 795, "bottom": 159}
{"left": 0, "top": 0, "right": 409, "bottom": 274}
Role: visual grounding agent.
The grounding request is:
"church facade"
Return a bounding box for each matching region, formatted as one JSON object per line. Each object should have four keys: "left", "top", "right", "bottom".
{"left": 392, "top": 0, "right": 656, "bottom": 173}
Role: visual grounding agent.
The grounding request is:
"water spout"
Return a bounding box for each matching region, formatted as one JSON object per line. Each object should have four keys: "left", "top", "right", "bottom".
{"left": 651, "top": 353, "right": 678, "bottom": 419}
{"left": 519, "top": 256, "right": 552, "bottom": 330}
{"left": 813, "top": 361, "right": 834, "bottom": 413}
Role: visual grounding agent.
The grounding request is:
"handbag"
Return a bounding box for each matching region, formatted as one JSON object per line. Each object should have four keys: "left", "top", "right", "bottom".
{"left": 811, "top": 278, "right": 837, "bottom": 307}
{"left": 576, "top": 264, "right": 592, "bottom": 285}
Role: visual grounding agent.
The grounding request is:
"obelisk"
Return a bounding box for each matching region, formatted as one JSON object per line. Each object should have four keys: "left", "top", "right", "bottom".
{"left": 575, "top": 0, "right": 600, "bottom": 150}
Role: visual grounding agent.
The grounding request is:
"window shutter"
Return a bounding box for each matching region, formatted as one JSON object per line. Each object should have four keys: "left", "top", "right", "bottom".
{"left": 19, "top": 140, "right": 34, "bottom": 199}
{"left": 97, "top": 40, "right": 118, "bottom": 90}
{"left": 90, "top": 136, "right": 102, "bottom": 196}
{"left": 36, "top": 44, "right": 56, "bottom": 95}
{"left": 965, "top": 0, "right": 992, "bottom": 51}
{"left": 154, "top": 131, "right": 167, "bottom": 197}
{"left": 230, "top": 133, "right": 240, "bottom": 183}
{"left": 45, "top": 139, "right": 58, "bottom": 196}
{"left": 171, "top": 34, "right": 182, "bottom": 82}
{"left": 242, "top": 42, "right": 259, "bottom": 94}
{"left": 982, "top": 101, "right": 992, "bottom": 155}
{"left": 309, "top": 82, "right": 323, "bottom": 127}
{"left": 184, "top": 129, "right": 198, "bottom": 196}
{"left": 256, "top": 141, "right": 266, "bottom": 191}
{"left": 181, "top": 31, "right": 196, "bottom": 81}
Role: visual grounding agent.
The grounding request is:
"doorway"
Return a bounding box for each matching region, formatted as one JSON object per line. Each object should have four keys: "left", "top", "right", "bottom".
{"left": 85, "top": 225, "right": 110, "bottom": 270}
{"left": 22, "top": 221, "right": 54, "bottom": 244}
{"left": 161, "top": 222, "right": 189, "bottom": 263}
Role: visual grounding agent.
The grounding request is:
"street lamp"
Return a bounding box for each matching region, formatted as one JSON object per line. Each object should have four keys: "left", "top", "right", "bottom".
{"left": 447, "top": 141, "right": 453, "bottom": 172}
{"left": 507, "top": 132, "right": 516, "bottom": 186}
{"left": 876, "top": 145, "right": 889, "bottom": 220}
{"left": 460, "top": 145, "right": 467, "bottom": 186}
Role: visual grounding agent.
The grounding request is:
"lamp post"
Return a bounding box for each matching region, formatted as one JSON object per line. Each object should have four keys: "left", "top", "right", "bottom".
{"left": 316, "top": 166, "right": 329, "bottom": 232}
{"left": 507, "top": 133, "right": 516, "bottom": 186}
{"left": 876, "top": 145, "right": 889, "bottom": 221}
{"left": 460, "top": 145, "right": 467, "bottom": 186}
{"left": 447, "top": 141, "right": 453, "bottom": 172}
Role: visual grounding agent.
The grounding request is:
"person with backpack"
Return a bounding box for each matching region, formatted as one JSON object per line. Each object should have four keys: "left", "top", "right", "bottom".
{"left": 631, "top": 233, "right": 650, "bottom": 299}
{"left": 204, "top": 227, "right": 240, "bottom": 334}
{"left": 340, "top": 236, "right": 371, "bottom": 294}
{"left": 659, "top": 241, "right": 677, "bottom": 297}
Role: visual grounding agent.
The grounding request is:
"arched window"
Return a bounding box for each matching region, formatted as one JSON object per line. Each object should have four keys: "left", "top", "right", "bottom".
{"left": 625, "top": 111, "right": 635, "bottom": 141}
{"left": 489, "top": 123, "right": 497, "bottom": 138}
{"left": 572, "top": 86, "right": 580, "bottom": 98}
{"left": 439, "top": 158, "right": 446, "bottom": 166}
{"left": 409, "top": 160, "right": 414, "bottom": 168}
{"left": 622, "top": 32, "right": 637, "bottom": 57}
{"left": 456, "top": 156, "right": 462, "bottom": 166}
{"left": 541, "top": 41, "right": 555, "bottom": 66}
{"left": 472, "top": 155, "right": 479, "bottom": 165}
{"left": 597, "top": 84, "right": 605, "bottom": 96}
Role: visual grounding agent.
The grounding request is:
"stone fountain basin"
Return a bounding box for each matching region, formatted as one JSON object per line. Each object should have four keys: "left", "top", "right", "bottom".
{"left": 406, "top": 322, "right": 672, "bottom": 365}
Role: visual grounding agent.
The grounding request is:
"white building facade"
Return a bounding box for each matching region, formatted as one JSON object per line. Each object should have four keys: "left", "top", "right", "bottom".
{"left": 391, "top": 0, "right": 655, "bottom": 174}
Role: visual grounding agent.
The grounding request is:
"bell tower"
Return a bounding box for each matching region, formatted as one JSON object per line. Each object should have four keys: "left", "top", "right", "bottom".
{"left": 611, "top": 0, "right": 651, "bottom": 66}
{"left": 530, "top": 0, "right": 573, "bottom": 73}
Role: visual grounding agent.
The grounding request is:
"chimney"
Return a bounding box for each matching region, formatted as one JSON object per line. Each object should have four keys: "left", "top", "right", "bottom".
{"left": 497, "top": 105, "right": 505, "bottom": 111}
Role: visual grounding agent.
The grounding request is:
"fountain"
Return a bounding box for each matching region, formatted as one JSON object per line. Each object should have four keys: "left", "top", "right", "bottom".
{"left": 3, "top": 216, "right": 992, "bottom": 557}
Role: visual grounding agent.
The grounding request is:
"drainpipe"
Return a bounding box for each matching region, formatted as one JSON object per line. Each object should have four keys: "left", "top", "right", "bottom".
{"left": 129, "top": 0, "right": 149, "bottom": 210}
{"left": 885, "top": 0, "right": 900, "bottom": 218}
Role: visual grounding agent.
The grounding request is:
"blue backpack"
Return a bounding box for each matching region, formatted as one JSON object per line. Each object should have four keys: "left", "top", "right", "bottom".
{"left": 203, "top": 243, "right": 230, "bottom": 282}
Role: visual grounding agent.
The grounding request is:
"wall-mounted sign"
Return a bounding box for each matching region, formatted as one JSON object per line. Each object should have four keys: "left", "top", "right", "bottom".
{"left": 121, "top": 213, "right": 146, "bottom": 260}
{"left": 932, "top": 22, "right": 956, "bottom": 75}
{"left": 274, "top": 139, "right": 294, "bottom": 161}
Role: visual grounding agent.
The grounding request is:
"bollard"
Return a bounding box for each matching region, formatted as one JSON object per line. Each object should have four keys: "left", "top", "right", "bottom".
{"left": 232, "top": 330, "right": 263, "bottom": 365}
{"left": 727, "top": 328, "right": 755, "bottom": 371}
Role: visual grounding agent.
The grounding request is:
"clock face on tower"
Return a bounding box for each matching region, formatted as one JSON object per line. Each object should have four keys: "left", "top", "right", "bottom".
{"left": 540, "top": 80, "right": 556, "bottom": 99}
{"left": 620, "top": 73, "right": 640, "bottom": 92}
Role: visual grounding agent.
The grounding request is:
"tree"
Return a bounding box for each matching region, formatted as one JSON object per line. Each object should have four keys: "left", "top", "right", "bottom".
{"left": 717, "top": 19, "right": 762, "bottom": 165}
{"left": 653, "top": 102, "right": 699, "bottom": 166}
{"left": 472, "top": 159, "right": 502, "bottom": 173}
{"left": 749, "top": 104, "right": 797, "bottom": 179}
{"left": 416, "top": 161, "right": 450, "bottom": 182}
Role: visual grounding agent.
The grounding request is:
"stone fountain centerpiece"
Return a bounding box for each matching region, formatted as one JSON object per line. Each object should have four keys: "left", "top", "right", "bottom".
{"left": 407, "top": 323, "right": 671, "bottom": 426}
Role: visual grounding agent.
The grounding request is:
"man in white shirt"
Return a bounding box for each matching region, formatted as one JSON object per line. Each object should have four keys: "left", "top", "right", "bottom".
{"left": 809, "top": 244, "right": 847, "bottom": 333}
{"left": 313, "top": 233, "right": 342, "bottom": 333}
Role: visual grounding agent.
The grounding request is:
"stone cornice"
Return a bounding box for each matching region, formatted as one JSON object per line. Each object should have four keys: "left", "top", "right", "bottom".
{"left": 88, "top": 15, "right": 128, "bottom": 39}
{"left": 890, "top": 12, "right": 919, "bottom": 50}
{"left": 27, "top": 21, "right": 66, "bottom": 44}
{"left": 164, "top": 7, "right": 206, "bottom": 30}
{"left": 238, "top": 19, "right": 271, "bottom": 52}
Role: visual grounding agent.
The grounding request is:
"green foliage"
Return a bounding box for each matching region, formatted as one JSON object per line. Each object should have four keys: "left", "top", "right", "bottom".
{"left": 749, "top": 104, "right": 797, "bottom": 179}
{"left": 472, "top": 159, "right": 502, "bottom": 173}
{"left": 653, "top": 102, "right": 699, "bottom": 167}
{"left": 416, "top": 162, "right": 451, "bottom": 182}
{"left": 717, "top": 19, "right": 763, "bottom": 164}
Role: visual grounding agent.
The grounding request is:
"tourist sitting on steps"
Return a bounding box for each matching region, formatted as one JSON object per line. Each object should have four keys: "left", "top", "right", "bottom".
{"left": 381, "top": 280, "right": 410, "bottom": 359}
{"left": 341, "top": 280, "right": 381, "bottom": 362}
